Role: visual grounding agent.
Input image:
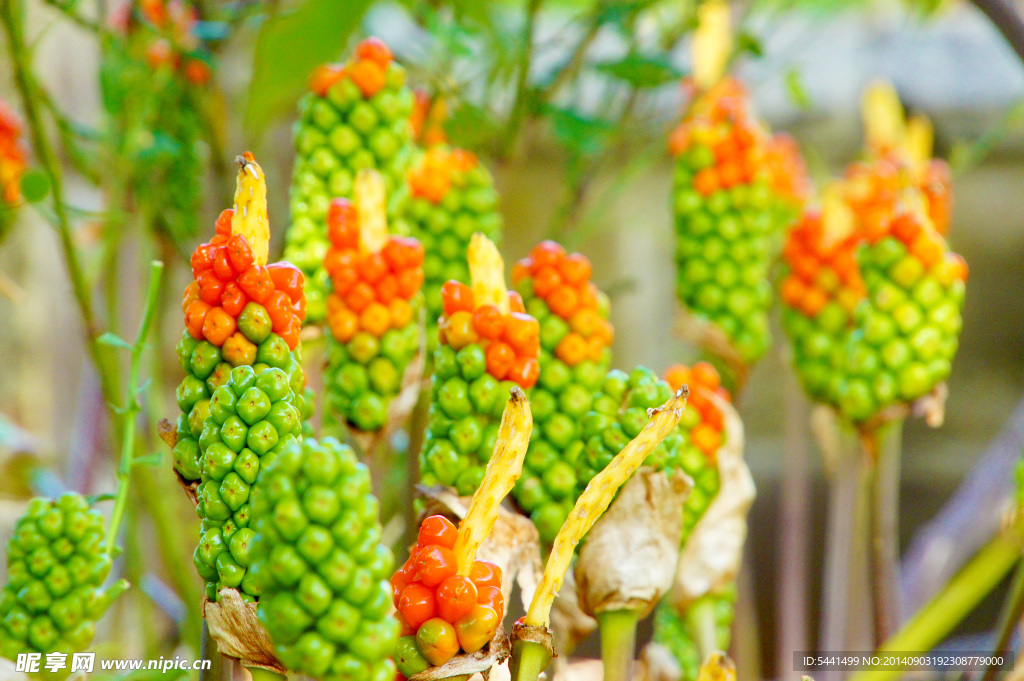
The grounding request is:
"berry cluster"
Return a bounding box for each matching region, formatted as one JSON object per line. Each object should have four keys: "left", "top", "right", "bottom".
{"left": 323, "top": 198, "right": 425, "bottom": 432}
{"left": 0, "top": 494, "right": 125, "bottom": 662}
{"left": 836, "top": 208, "right": 966, "bottom": 422}
{"left": 183, "top": 211, "right": 307, "bottom": 352}
{"left": 405, "top": 147, "right": 503, "bottom": 354}
{"left": 780, "top": 210, "right": 865, "bottom": 406}
{"left": 509, "top": 241, "right": 614, "bottom": 543}
{"left": 286, "top": 38, "right": 417, "bottom": 323}
{"left": 653, "top": 586, "right": 736, "bottom": 681}
{"left": 250, "top": 438, "right": 398, "bottom": 681}
{"left": 391, "top": 516, "right": 504, "bottom": 674}
{"left": 174, "top": 214, "right": 309, "bottom": 484}
{"left": 420, "top": 284, "right": 540, "bottom": 496}
{"left": 194, "top": 366, "right": 304, "bottom": 602}
{"left": 110, "top": 0, "right": 212, "bottom": 85}
{"left": 843, "top": 153, "right": 952, "bottom": 237}
{"left": 669, "top": 78, "right": 808, "bottom": 364}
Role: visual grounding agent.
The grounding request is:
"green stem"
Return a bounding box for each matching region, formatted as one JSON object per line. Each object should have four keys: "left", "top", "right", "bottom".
{"left": 105, "top": 260, "right": 164, "bottom": 556}
{"left": 980, "top": 553, "right": 1024, "bottom": 681}
{"left": 499, "top": 0, "right": 542, "bottom": 159}
{"left": 687, "top": 597, "right": 720, "bottom": 662}
{"left": 847, "top": 519, "right": 1024, "bottom": 681}
{"left": 599, "top": 609, "right": 639, "bottom": 681}
{"left": 510, "top": 639, "right": 554, "bottom": 681}
{"left": 867, "top": 421, "right": 903, "bottom": 645}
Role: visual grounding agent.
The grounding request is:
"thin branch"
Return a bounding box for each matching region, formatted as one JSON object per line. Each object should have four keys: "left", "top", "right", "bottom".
{"left": 972, "top": 0, "right": 1024, "bottom": 66}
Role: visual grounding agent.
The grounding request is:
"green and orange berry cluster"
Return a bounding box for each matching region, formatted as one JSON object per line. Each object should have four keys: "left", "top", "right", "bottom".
{"left": 420, "top": 275, "right": 540, "bottom": 496}
{"left": 510, "top": 241, "right": 613, "bottom": 543}
{"left": 323, "top": 196, "right": 425, "bottom": 432}
{"left": 287, "top": 38, "right": 417, "bottom": 323}
{"left": 0, "top": 101, "right": 26, "bottom": 237}
{"left": 391, "top": 516, "right": 504, "bottom": 675}
{"left": 110, "top": 0, "right": 212, "bottom": 85}
{"left": 780, "top": 209, "right": 866, "bottom": 406}
{"left": 406, "top": 147, "right": 504, "bottom": 352}
{"left": 669, "top": 78, "right": 808, "bottom": 364}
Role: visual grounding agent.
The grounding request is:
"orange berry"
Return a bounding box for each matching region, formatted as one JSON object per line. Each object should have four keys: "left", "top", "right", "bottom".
{"left": 220, "top": 282, "right": 248, "bottom": 318}
{"left": 503, "top": 313, "right": 540, "bottom": 357}
{"left": 473, "top": 304, "right": 506, "bottom": 339}
{"left": 344, "top": 282, "right": 376, "bottom": 314}
{"left": 691, "top": 423, "right": 722, "bottom": 456}
{"left": 663, "top": 365, "right": 692, "bottom": 392}
{"left": 202, "top": 307, "right": 236, "bottom": 346}
{"left": 359, "top": 302, "right": 392, "bottom": 337}
{"left": 910, "top": 234, "right": 944, "bottom": 268}
{"left": 390, "top": 299, "right": 414, "bottom": 328}
{"left": 531, "top": 266, "right": 562, "bottom": 298}
{"left": 182, "top": 281, "right": 200, "bottom": 315}
{"left": 691, "top": 361, "right": 720, "bottom": 391}
{"left": 355, "top": 37, "right": 392, "bottom": 67}
{"left": 530, "top": 241, "right": 565, "bottom": 269}
{"left": 693, "top": 168, "right": 719, "bottom": 195}
{"left": 349, "top": 59, "right": 386, "bottom": 97}
{"left": 508, "top": 291, "right": 526, "bottom": 314}
{"left": 376, "top": 275, "right": 399, "bottom": 304}
{"left": 358, "top": 252, "right": 388, "bottom": 285}
{"left": 554, "top": 332, "right": 588, "bottom": 366}
{"left": 547, "top": 285, "right": 580, "bottom": 319}
{"left": 780, "top": 276, "right": 805, "bottom": 308}
{"left": 327, "top": 297, "right": 359, "bottom": 343}
{"left": 507, "top": 356, "right": 540, "bottom": 389}
{"left": 485, "top": 342, "right": 515, "bottom": 380}
{"left": 445, "top": 310, "right": 478, "bottom": 349}
{"left": 558, "top": 253, "right": 592, "bottom": 286}
{"left": 396, "top": 268, "right": 423, "bottom": 299}
{"left": 327, "top": 199, "right": 358, "bottom": 248}
{"left": 185, "top": 299, "right": 211, "bottom": 339}
{"left": 441, "top": 281, "right": 474, "bottom": 316}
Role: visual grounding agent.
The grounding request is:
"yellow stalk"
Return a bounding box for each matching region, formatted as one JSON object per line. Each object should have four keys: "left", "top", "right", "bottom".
{"left": 454, "top": 387, "right": 533, "bottom": 575}
{"left": 692, "top": 0, "right": 732, "bottom": 91}
{"left": 524, "top": 388, "right": 689, "bottom": 627}
{"left": 231, "top": 152, "right": 270, "bottom": 265}
{"left": 468, "top": 232, "right": 509, "bottom": 314}
{"left": 905, "top": 114, "right": 934, "bottom": 170}
{"left": 862, "top": 80, "right": 906, "bottom": 153}
{"left": 355, "top": 169, "right": 390, "bottom": 254}
{"left": 821, "top": 180, "right": 855, "bottom": 249}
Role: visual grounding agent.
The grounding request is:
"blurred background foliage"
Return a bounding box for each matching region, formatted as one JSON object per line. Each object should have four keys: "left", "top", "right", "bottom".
{"left": 1, "top": 0, "right": 1023, "bottom": 677}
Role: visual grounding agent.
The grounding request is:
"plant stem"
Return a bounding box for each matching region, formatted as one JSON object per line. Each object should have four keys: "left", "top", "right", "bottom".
{"left": 245, "top": 667, "right": 285, "bottom": 681}
{"left": 847, "top": 518, "right": 1024, "bottom": 681}
{"left": 687, "top": 597, "right": 720, "bottom": 662}
{"left": 105, "top": 260, "right": 165, "bottom": 556}
{"left": 778, "top": 375, "right": 809, "bottom": 671}
{"left": 866, "top": 421, "right": 903, "bottom": 646}
{"left": 510, "top": 639, "right": 554, "bottom": 681}
{"left": 599, "top": 609, "right": 639, "bottom": 681}
{"left": 499, "top": 0, "right": 542, "bottom": 159}
{"left": 980, "top": 553, "right": 1024, "bottom": 681}
{"left": 821, "top": 422, "right": 872, "bottom": 653}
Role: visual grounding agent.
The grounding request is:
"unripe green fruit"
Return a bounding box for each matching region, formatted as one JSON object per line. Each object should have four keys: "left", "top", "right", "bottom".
{"left": 0, "top": 493, "right": 127, "bottom": 664}
{"left": 195, "top": 366, "right": 304, "bottom": 601}
{"left": 653, "top": 586, "right": 736, "bottom": 681}
{"left": 251, "top": 437, "right": 398, "bottom": 680}
{"left": 173, "top": 331, "right": 311, "bottom": 482}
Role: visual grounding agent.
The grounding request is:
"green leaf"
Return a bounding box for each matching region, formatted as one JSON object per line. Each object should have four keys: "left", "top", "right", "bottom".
{"left": 735, "top": 31, "right": 763, "bottom": 58}
{"left": 19, "top": 170, "right": 50, "bottom": 203}
{"left": 546, "top": 106, "right": 613, "bottom": 157}
{"left": 97, "top": 332, "right": 133, "bottom": 350}
{"left": 594, "top": 53, "right": 681, "bottom": 88}
{"left": 244, "top": 0, "right": 374, "bottom": 136}
{"left": 131, "top": 452, "right": 163, "bottom": 468}
{"left": 785, "top": 67, "right": 812, "bottom": 110}
{"left": 86, "top": 493, "right": 116, "bottom": 505}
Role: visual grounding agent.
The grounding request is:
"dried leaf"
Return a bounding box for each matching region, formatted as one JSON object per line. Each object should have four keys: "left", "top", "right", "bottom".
{"left": 575, "top": 468, "right": 691, "bottom": 618}
{"left": 203, "top": 588, "right": 283, "bottom": 673}
{"left": 410, "top": 624, "right": 510, "bottom": 681}
{"left": 671, "top": 394, "right": 755, "bottom": 608}
{"left": 417, "top": 486, "right": 542, "bottom": 611}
